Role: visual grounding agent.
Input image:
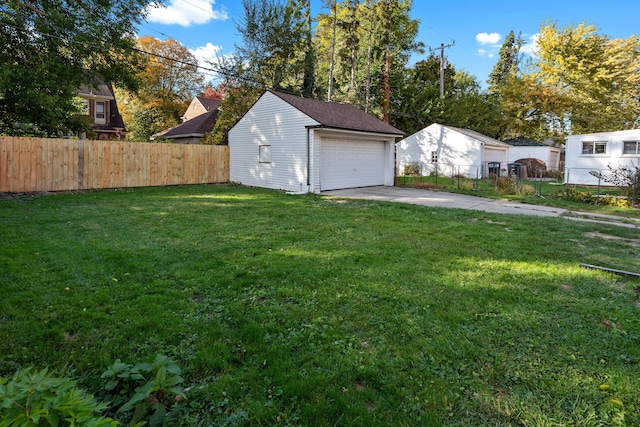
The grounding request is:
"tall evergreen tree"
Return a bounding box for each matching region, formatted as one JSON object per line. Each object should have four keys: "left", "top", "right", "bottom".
{"left": 487, "top": 30, "right": 524, "bottom": 96}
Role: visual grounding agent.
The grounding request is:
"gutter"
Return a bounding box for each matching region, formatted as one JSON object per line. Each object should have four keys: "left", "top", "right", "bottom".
{"left": 306, "top": 124, "right": 403, "bottom": 139}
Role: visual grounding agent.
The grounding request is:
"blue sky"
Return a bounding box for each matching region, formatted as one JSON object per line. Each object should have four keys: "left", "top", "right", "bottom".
{"left": 138, "top": 0, "right": 640, "bottom": 87}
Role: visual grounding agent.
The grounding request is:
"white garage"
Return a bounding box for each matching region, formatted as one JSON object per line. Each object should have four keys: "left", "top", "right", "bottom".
{"left": 319, "top": 137, "right": 388, "bottom": 190}
{"left": 396, "top": 123, "right": 510, "bottom": 178}
{"left": 229, "top": 90, "right": 402, "bottom": 193}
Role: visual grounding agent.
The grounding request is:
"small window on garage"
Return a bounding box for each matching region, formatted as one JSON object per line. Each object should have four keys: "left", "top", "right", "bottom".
{"left": 259, "top": 145, "right": 271, "bottom": 163}
{"left": 431, "top": 151, "right": 438, "bottom": 163}
{"left": 581, "top": 141, "right": 607, "bottom": 155}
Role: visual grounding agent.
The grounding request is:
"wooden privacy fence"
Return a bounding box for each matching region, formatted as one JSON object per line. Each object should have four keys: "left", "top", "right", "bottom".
{"left": 0, "top": 136, "right": 229, "bottom": 193}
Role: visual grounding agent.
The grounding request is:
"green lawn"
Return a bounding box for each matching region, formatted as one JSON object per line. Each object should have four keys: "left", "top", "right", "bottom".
{"left": 1, "top": 185, "right": 640, "bottom": 426}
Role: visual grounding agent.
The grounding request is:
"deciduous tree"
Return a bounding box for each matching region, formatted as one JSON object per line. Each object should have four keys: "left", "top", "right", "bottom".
{"left": 119, "top": 36, "right": 205, "bottom": 140}
{"left": 0, "top": 0, "right": 152, "bottom": 136}
{"left": 500, "top": 22, "right": 640, "bottom": 139}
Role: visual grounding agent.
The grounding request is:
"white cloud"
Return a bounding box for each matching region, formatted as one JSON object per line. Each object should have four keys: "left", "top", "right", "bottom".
{"left": 476, "top": 49, "right": 495, "bottom": 58}
{"left": 476, "top": 32, "right": 501, "bottom": 45}
{"left": 520, "top": 33, "right": 540, "bottom": 57}
{"left": 190, "top": 43, "right": 224, "bottom": 69}
{"left": 146, "top": 0, "right": 228, "bottom": 27}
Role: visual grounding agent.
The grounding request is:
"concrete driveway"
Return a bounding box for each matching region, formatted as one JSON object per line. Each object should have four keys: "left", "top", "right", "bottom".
{"left": 322, "top": 186, "right": 639, "bottom": 228}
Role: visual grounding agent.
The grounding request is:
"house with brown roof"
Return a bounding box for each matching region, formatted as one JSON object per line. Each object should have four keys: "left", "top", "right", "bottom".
{"left": 153, "top": 96, "right": 221, "bottom": 144}
{"left": 229, "top": 90, "right": 403, "bottom": 193}
{"left": 77, "top": 80, "right": 126, "bottom": 140}
{"left": 153, "top": 109, "right": 219, "bottom": 144}
{"left": 182, "top": 96, "right": 221, "bottom": 122}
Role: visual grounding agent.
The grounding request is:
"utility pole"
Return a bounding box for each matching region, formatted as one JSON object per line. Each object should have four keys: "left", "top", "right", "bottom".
{"left": 430, "top": 42, "right": 455, "bottom": 99}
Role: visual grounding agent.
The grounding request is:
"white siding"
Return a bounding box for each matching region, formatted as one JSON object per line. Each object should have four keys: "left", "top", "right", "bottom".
{"left": 397, "top": 123, "right": 503, "bottom": 178}
{"left": 565, "top": 129, "right": 640, "bottom": 185}
{"left": 483, "top": 147, "right": 509, "bottom": 166}
{"left": 229, "top": 92, "right": 318, "bottom": 193}
{"left": 508, "top": 146, "right": 561, "bottom": 170}
{"left": 182, "top": 98, "right": 204, "bottom": 121}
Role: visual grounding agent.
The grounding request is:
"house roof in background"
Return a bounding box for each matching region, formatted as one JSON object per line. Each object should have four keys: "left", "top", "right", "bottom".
{"left": 77, "top": 79, "right": 115, "bottom": 99}
{"left": 155, "top": 109, "right": 219, "bottom": 139}
{"left": 503, "top": 137, "right": 546, "bottom": 147}
{"left": 195, "top": 96, "right": 221, "bottom": 112}
{"left": 268, "top": 90, "right": 403, "bottom": 136}
{"left": 77, "top": 79, "right": 126, "bottom": 132}
{"left": 441, "top": 125, "right": 510, "bottom": 148}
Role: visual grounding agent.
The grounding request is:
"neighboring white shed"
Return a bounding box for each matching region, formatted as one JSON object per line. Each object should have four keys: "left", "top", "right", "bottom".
{"left": 396, "top": 123, "right": 510, "bottom": 178}
{"left": 229, "top": 90, "right": 403, "bottom": 193}
{"left": 504, "top": 137, "right": 562, "bottom": 171}
{"left": 565, "top": 129, "right": 640, "bottom": 185}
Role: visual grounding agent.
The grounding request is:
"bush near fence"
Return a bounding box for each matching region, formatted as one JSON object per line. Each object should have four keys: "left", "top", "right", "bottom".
{"left": 0, "top": 136, "right": 229, "bottom": 193}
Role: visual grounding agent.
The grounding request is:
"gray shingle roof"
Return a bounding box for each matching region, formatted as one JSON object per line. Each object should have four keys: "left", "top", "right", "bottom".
{"left": 503, "top": 137, "right": 545, "bottom": 147}
{"left": 268, "top": 90, "right": 403, "bottom": 136}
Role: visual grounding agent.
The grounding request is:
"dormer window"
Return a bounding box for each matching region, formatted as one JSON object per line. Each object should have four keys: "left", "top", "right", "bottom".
{"left": 95, "top": 101, "right": 106, "bottom": 125}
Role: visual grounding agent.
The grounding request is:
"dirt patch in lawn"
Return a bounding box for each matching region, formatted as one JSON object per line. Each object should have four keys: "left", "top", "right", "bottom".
{"left": 584, "top": 232, "right": 640, "bottom": 247}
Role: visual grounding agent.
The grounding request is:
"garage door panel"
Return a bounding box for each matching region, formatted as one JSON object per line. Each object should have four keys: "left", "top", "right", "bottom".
{"left": 320, "top": 139, "right": 385, "bottom": 191}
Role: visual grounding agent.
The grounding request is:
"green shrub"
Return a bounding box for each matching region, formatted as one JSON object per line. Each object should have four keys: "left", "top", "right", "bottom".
{"left": 555, "top": 187, "right": 595, "bottom": 203}
{"left": 458, "top": 179, "right": 475, "bottom": 191}
{"left": 496, "top": 176, "right": 515, "bottom": 194}
{"left": 0, "top": 367, "right": 117, "bottom": 426}
{"left": 519, "top": 184, "right": 536, "bottom": 196}
{"left": 100, "top": 354, "right": 186, "bottom": 427}
{"left": 554, "top": 188, "right": 629, "bottom": 207}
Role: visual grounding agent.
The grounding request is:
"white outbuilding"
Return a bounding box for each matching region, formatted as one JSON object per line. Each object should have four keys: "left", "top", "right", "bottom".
{"left": 565, "top": 129, "right": 640, "bottom": 185}
{"left": 504, "top": 137, "right": 562, "bottom": 171}
{"left": 396, "top": 123, "right": 510, "bottom": 178}
{"left": 229, "top": 90, "right": 403, "bottom": 193}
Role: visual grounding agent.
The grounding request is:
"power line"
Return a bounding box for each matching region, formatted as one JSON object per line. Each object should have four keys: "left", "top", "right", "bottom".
{"left": 1, "top": 9, "right": 440, "bottom": 108}
{"left": 0, "top": 17, "right": 249, "bottom": 84}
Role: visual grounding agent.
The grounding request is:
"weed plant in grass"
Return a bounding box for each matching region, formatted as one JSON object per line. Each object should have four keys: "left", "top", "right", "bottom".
{"left": 1, "top": 185, "right": 639, "bottom": 426}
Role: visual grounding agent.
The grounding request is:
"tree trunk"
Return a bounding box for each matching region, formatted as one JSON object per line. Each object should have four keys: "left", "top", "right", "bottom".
{"left": 382, "top": 0, "right": 391, "bottom": 124}
{"left": 328, "top": 0, "right": 337, "bottom": 101}
{"left": 364, "top": 0, "right": 373, "bottom": 112}
{"left": 349, "top": 0, "right": 359, "bottom": 96}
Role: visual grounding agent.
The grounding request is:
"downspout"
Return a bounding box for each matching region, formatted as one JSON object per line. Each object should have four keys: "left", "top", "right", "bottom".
{"left": 306, "top": 127, "right": 311, "bottom": 191}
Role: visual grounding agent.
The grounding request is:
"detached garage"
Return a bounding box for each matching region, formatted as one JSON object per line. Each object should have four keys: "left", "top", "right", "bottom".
{"left": 229, "top": 90, "right": 403, "bottom": 193}
{"left": 396, "top": 123, "right": 510, "bottom": 178}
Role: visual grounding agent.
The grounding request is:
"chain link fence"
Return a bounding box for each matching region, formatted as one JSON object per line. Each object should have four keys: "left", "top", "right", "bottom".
{"left": 396, "top": 164, "right": 638, "bottom": 206}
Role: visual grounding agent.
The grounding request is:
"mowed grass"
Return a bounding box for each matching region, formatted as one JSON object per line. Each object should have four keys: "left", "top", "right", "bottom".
{"left": 1, "top": 184, "right": 640, "bottom": 426}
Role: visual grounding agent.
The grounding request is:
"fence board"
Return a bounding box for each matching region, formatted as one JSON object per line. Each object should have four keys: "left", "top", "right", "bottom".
{"left": 0, "top": 136, "right": 229, "bottom": 193}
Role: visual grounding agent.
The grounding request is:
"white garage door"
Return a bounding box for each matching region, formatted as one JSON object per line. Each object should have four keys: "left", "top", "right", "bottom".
{"left": 320, "top": 138, "right": 386, "bottom": 191}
